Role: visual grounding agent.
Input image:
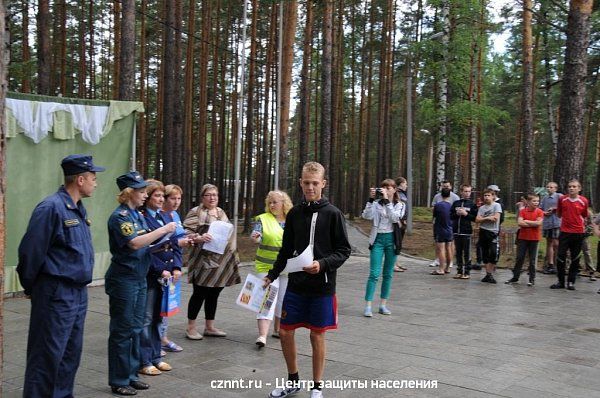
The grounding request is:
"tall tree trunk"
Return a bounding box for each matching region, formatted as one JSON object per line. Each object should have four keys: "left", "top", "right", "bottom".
{"left": 320, "top": 0, "right": 333, "bottom": 183}
{"left": 542, "top": 5, "right": 558, "bottom": 159}
{"left": 0, "top": 0, "right": 8, "bottom": 379}
{"left": 297, "top": 0, "right": 313, "bottom": 193}
{"left": 118, "top": 0, "right": 135, "bottom": 100}
{"left": 21, "top": 1, "right": 31, "bottom": 92}
{"left": 78, "top": 4, "right": 86, "bottom": 98}
{"left": 112, "top": 0, "right": 121, "bottom": 99}
{"left": 278, "top": 0, "right": 297, "bottom": 191}
{"left": 137, "top": 0, "right": 148, "bottom": 175}
{"left": 161, "top": 0, "right": 176, "bottom": 182}
{"left": 196, "top": 1, "right": 211, "bottom": 201}
{"left": 254, "top": 4, "right": 277, "bottom": 214}
{"left": 88, "top": 1, "right": 95, "bottom": 98}
{"left": 58, "top": 0, "right": 66, "bottom": 95}
{"left": 520, "top": 0, "right": 534, "bottom": 192}
{"left": 244, "top": 0, "right": 258, "bottom": 233}
{"left": 172, "top": 0, "right": 184, "bottom": 186}
{"left": 37, "top": 0, "right": 51, "bottom": 95}
{"left": 182, "top": 0, "right": 196, "bottom": 209}
{"left": 552, "top": 0, "right": 593, "bottom": 190}
{"left": 436, "top": 0, "right": 450, "bottom": 186}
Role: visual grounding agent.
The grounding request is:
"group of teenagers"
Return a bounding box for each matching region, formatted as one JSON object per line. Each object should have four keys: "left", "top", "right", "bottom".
{"left": 15, "top": 152, "right": 598, "bottom": 398}
{"left": 17, "top": 156, "right": 352, "bottom": 398}
{"left": 426, "top": 179, "right": 598, "bottom": 292}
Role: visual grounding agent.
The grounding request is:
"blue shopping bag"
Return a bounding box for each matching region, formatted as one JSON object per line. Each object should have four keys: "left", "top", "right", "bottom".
{"left": 160, "top": 278, "right": 181, "bottom": 317}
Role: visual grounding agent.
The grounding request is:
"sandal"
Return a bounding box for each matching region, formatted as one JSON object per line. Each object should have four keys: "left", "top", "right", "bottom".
{"left": 139, "top": 365, "right": 161, "bottom": 376}
{"left": 394, "top": 266, "right": 405, "bottom": 272}
{"left": 161, "top": 340, "right": 183, "bottom": 352}
{"left": 430, "top": 270, "right": 445, "bottom": 275}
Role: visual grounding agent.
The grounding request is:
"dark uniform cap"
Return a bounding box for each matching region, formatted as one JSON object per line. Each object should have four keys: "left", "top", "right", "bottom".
{"left": 61, "top": 154, "right": 106, "bottom": 176}
{"left": 116, "top": 171, "right": 148, "bottom": 190}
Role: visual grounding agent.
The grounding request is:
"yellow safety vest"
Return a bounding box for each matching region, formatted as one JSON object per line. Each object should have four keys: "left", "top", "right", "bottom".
{"left": 254, "top": 213, "right": 284, "bottom": 273}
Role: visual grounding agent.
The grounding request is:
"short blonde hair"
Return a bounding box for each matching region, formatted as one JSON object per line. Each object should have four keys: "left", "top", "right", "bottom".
{"left": 302, "top": 161, "right": 325, "bottom": 179}
{"left": 117, "top": 187, "right": 135, "bottom": 204}
{"left": 165, "top": 184, "right": 183, "bottom": 197}
{"left": 265, "top": 190, "right": 293, "bottom": 216}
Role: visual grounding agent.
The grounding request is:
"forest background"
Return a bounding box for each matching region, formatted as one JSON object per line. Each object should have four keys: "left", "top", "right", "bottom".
{"left": 3, "top": 0, "right": 600, "bottom": 233}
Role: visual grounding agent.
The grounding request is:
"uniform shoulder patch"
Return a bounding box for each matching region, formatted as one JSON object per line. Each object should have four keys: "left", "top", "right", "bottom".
{"left": 119, "top": 210, "right": 129, "bottom": 216}
{"left": 120, "top": 222, "right": 135, "bottom": 236}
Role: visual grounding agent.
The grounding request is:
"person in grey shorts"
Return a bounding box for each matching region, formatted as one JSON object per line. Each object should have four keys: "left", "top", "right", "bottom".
{"left": 540, "top": 182, "right": 562, "bottom": 274}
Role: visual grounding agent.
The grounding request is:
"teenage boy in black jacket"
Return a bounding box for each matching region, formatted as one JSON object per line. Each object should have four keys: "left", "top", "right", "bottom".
{"left": 450, "top": 184, "right": 478, "bottom": 279}
{"left": 264, "top": 161, "right": 351, "bottom": 398}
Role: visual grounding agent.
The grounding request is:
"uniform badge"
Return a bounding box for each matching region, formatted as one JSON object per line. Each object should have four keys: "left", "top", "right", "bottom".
{"left": 64, "top": 219, "right": 80, "bottom": 227}
{"left": 120, "top": 222, "right": 135, "bottom": 236}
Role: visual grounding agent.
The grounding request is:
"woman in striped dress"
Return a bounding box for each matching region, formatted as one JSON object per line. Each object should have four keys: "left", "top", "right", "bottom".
{"left": 183, "top": 184, "right": 241, "bottom": 340}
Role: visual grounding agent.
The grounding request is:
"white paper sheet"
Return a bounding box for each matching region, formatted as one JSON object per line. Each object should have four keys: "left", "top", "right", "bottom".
{"left": 283, "top": 245, "right": 314, "bottom": 273}
{"left": 236, "top": 274, "right": 279, "bottom": 317}
{"left": 203, "top": 221, "right": 234, "bottom": 254}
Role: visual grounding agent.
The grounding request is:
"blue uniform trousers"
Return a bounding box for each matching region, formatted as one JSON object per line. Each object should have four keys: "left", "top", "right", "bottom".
{"left": 105, "top": 272, "right": 147, "bottom": 387}
{"left": 140, "top": 281, "right": 163, "bottom": 367}
{"left": 24, "top": 275, "right": 87, "bottom": 398}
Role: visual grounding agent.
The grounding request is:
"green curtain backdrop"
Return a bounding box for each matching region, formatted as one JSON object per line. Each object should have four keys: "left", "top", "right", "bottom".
{"left": 4, "top": 92, "right": 144, "bottom": 293}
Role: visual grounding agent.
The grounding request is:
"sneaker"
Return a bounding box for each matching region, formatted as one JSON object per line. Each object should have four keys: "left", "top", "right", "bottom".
{"left": 379, "top": 305, "right": 391, "bottom": 315}
{"left": 460, "top": 274, "right": 471, "bottom": 279}
{"left": 363, "top": 306, "right": 373, "bottom": 317}
{"left": 256, "top": 336, "right": 266, "bottom": 348}
{"left": 310, "top": 390, "right": 324, "bottom": 398}
{"left": 597, "top": 288, "right": 600, "bottom": 294}
{"left": 543, "top": 266, "right": 557, "bottom": 275}
{"left": 449, "top": 262, "right": 454, "bottom": 268}
{"left": 527, "top": 280, "right": 534, "bottom": 286}
{"left": 488, "top": 275, "right": 497, "bottom": 284}
{"left": 453, "top": 273, "right": 463, "bottom": 279}
{"left": 505, "top": 278, "right": 518, "bottom": 284}
{"left": 481, "top": 274, "right": 491, "bottom": 283}
{"left": 567, "top": 282, "right": 575, "bottom": 291}
{"left": 550, "top": 282, "right": 565, "bottom": 289}
{"left": 269, "top": 386, "right": 301, "bottom": 398}
{"left": 590, "top": 276, "right": 597, "bottom": 281}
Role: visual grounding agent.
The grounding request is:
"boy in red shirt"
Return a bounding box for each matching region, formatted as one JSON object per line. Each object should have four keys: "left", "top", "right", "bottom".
{"left": 505, "top": 193, "right": 544, "bottom": 286}
{"left": 551, "top": 179, "right": 590, "bottom": 290}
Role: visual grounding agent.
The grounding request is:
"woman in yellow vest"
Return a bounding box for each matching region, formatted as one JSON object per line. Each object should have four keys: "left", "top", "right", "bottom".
{"left": 250, "top": 190, "right": 293, "bottom": 348}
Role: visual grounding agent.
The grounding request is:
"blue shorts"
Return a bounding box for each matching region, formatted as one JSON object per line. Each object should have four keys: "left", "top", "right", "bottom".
{"left": 280, "top": 290, "right": 337, "bottom": 332}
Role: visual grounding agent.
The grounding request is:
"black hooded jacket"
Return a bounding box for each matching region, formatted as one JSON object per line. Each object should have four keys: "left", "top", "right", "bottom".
{"left": 267, "top": 198, "right": 351, "bottom": 297}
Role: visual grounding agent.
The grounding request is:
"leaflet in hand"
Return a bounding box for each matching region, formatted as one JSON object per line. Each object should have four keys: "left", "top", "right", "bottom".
{"left": 283, "top": 245, "right": 313, "bottom": 273}
{"left": 236, "top": 274, "right": 279, "bottom": 317}
{"left": 203, "top": 221, "right": 234, "bottom": 254}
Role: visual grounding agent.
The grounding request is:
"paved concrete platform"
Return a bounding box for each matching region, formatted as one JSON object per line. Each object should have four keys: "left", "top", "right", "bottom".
{"left": 3, "top": 224, "right": 600, "bottom": 397}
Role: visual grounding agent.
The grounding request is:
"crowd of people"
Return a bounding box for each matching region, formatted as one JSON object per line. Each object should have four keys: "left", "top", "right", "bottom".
{"left": 425, "top": 179, "right": 598, "bottom": 292}
{"left": 14, "top": 153, "right": 599, "bottom": 398}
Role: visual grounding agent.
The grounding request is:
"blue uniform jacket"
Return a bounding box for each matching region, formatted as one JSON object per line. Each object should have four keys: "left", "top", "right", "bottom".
{"left": 17, "top": 186, "right": 95, "bottom": 296}
{"left": 141, "top": 209, "right": 183, "bottom": 280}
{"left": 107, "top": 204, "right": 151, "bottom": 279}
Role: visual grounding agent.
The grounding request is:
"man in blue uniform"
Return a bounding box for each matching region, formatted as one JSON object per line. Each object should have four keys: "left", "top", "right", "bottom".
{"left": 17, "top": 154, "right": 105, "bottom": 398}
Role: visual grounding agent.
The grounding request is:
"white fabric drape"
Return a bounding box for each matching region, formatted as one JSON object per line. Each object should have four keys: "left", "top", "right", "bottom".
{"left": 6, "top": 98, "right": 109, "bottom": 144}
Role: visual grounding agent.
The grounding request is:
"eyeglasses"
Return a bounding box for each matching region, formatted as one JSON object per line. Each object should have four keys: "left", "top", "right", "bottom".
{"left": 203, "top": 193, "right": 218, "bottom": 198}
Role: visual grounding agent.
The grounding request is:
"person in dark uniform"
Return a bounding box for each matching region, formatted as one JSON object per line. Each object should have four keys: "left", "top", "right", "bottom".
{"left": 17, "top": 154, "right": 105, "bottom": 398}
{"left": 138, "top": 179, "right": 188, "bottom": 376}
{"left": 105, "top": 172, "right": 176, "bottom": 396}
